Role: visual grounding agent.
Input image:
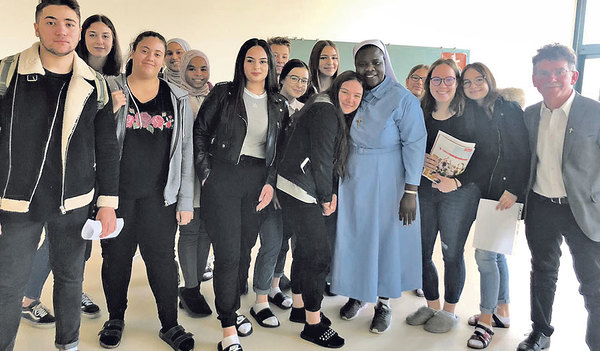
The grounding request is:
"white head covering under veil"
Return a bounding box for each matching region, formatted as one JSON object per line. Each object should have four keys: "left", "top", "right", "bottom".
{"left": 352, "top": 39, "right": 398, "bottom": 84}
{"left": 164, "top": 38, "right": 191, "bottom": 86}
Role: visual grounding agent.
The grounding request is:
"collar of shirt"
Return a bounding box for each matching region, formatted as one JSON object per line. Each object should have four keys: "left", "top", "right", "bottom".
{"left": 364, "top": 75, "right": 391, "bottom": 102}
{"left": 540, "top": 89, "right": 575, "bottom": 119}
{"left": 243, "top": 87, "right": 267, "bottom": 99}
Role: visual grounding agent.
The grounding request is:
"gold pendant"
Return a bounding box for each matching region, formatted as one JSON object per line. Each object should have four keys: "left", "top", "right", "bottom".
{"left": 356, "top": 117, "right": 363, "bottom": 128}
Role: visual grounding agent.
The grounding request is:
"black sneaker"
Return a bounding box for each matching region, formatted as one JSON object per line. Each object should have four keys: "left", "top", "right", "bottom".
{"left": 339, "top": 298, "right": 366, "bottom": 320}
{"left": 369, "top": 302, "right": 392, "bottom": 333}
{"left": 21, "top": 301, "right": 55, "bottom": 328}
{"left": 81, "top": 293, "right": 101, "bottom": 319}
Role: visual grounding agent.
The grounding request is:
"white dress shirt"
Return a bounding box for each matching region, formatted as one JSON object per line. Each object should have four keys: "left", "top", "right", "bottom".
{"left": 532, "top": 91, "right": 575, "bottom": 198}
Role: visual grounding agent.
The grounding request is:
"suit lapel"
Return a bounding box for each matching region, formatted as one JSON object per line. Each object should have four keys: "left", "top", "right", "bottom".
{"left": 562, "top": 93, "right": 584, "bottom": 163}
{"left": 525, "top": 103, "right": 542, "bottom": 191}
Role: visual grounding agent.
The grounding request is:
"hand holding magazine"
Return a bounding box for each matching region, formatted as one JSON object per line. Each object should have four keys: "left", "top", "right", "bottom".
{"left": 422, "top": 130, "right": 476, "bottom": 182}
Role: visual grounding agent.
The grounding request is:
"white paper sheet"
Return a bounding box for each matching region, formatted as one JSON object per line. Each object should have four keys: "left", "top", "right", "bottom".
{"left": 81, "top": 218, "right": 124, "bottom": 240}
{"left": 472, "top": 199, "right": 523, "bottom": 255}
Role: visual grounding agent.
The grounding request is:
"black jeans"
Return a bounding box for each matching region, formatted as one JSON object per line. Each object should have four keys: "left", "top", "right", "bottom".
{"left": 525, "top": 192, "right": 600, "bottom": 350}
{"left": 101, "top": 192, "right": 179, "bottom": 330}
{"left": 201, "top": 157, "right": 266, "bottom": 328}
{"left": 0, "top": 207, "right": 88, "bottom": 351}
{"left": 279, "top": 191, "right": 330, "bottom": 312}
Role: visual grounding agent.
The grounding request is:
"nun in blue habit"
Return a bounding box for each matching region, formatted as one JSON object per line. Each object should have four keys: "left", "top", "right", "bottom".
{"left": 331, "top": 39, "right": 427, "bottom": 332}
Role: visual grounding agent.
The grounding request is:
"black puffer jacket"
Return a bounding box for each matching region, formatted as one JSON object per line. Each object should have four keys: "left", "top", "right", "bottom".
{"left": 482, "top": 96, "right": 531, "bottom": 202}
{"left": 193, "top": 82, "right": 287, "bottom": 187}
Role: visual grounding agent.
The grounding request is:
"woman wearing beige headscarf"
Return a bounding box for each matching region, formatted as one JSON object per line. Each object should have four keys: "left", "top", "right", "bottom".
{"left": 177, "top": 49, "right": 214, "bottom": 318}
{"left": 164, "top": 38, "right": 191, "bottom": 87}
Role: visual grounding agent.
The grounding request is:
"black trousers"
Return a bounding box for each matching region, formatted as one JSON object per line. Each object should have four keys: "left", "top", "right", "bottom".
{"left": 525, "top": 192, "right": 600, "bottom": 351}
{"left": 101, "top": 192, "right": 179, "bottom": 330}
{"left": 279, "top": 191, "right": 330, "bottom": 312}
{"left": 201, "top": 157, "right": 266, "bottom": 328}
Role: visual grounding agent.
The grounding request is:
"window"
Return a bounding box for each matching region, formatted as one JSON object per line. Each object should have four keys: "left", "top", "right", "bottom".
{"left": 583, "top": 0, "right": 600, "bottom": 44}
{"left": 581, "top": 58, "right": 600, "bottom": 100}
{"left": 574, "top": 0, "right": 600, "bottom": 99}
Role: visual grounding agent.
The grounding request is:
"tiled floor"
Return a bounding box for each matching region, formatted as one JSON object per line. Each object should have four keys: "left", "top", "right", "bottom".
{"left": 14, "top": 222, "right": 588, "bottom": 350}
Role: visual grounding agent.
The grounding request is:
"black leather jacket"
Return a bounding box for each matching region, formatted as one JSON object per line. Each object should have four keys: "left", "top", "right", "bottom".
{"left": 193, "top": 82, "right": 288, "bottom": 186}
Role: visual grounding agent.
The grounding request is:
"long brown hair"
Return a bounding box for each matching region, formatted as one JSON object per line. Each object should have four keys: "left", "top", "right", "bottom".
{"left": 462, "top": 62, "right": 499, "bottom": 118}
{"left": 421, "top": 58, "right": 465, "bottom": 118}
{"left": 76, "top": 15, "right": 122, "bottom": 76}
{"left": 309, "top": 40, "right": 339, "bottom": 92}
{"left": 322, "top": 71, "right": 364, "bottom": 179}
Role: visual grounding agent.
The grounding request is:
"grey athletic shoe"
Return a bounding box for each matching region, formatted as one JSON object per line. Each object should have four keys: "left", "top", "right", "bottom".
{"left": 340, "top": 298, "right": 366, "bottom": 320}
{"left": 369, "top": 302, "right": 392, "bottom": 333}
{"left": 406, "top": 306, "right": 436, "bottom": 326}
{"left": 424, "top": 310, "right": 458, "bottom": 333}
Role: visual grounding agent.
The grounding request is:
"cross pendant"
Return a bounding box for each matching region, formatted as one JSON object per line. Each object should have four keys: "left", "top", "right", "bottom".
{"left": 356, "top": 117, "right": 363, "bottom": 128}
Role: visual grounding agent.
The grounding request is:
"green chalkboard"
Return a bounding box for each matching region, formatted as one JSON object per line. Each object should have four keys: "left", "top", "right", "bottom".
{"left": 289, "top": 39, "right": 469, "bottom": 86}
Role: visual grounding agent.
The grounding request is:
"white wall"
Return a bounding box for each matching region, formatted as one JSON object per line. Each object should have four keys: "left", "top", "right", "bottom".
{"left": 1, "top": 0, "right": 576, "bottom": 105}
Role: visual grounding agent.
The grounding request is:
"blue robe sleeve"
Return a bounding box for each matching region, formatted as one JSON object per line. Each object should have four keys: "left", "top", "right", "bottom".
{"left": 394, "top": 95, "right": 427, "bottom": 186}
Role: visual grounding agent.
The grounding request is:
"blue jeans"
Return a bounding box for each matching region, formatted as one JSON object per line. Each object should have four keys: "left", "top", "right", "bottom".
{"left": 475, "top": 249, "right": 509, "bottom": 314}
{"left": 252, "top": 207, "right": 282, "bottom": 294}
{"left": 24, "top": 231, "right": 51, "bottom": 300}
{"left": 0, "top": 208, "right": 88, "bottom": 351}
{"left": 178, "top": 207, "right": 211, "bottom": 289}
{"left": 419, "top": 182, "right": 480, "bottom": 304}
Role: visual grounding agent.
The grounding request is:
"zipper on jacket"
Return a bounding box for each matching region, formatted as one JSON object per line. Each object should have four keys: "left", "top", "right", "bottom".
{"left": 32, "top": 82, "right": 66, "bottom": 212}
{"left": 267, "top": 98, "right": 283, "bottom": 167}
{"left": 269, "top": 120, "right": 280, "bottom": 167}
{"left": 236, "top": 112, "right": 248, "bottom": 165}
{"left": 168, "top": 94, "right": 181, "bottom": 161}
{"left": 164, "top": 93, "right": 182, "bottom": 207}
{"left": 487, "top": 126, "right": 502, "bottom": 197}
{"left": 1, "top": 77, "right": 19, "bottom": 199}
{"left": 60, "top": 87, "right": 93, "bottom": 213}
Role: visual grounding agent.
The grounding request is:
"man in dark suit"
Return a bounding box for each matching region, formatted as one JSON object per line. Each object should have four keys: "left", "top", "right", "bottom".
{"left": 519, "top": 43, "right": 600, "bottom": 351}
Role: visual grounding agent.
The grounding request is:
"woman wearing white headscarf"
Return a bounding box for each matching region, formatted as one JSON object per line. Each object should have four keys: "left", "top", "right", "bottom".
{"left": 331, "top": 39, "right": 427, "bottom": 333}
{"left": 164, "top": 38, "right": 191, "bottom": 87}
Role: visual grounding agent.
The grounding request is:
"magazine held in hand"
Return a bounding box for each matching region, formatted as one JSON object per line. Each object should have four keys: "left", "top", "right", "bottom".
{"left": 422, "top": 130, "right": 476, "bottom": 181}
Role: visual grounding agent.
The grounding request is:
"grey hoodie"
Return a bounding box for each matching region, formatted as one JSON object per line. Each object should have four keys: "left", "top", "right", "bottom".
{"left": 107, "top": 74, "right": 194, "bottom": 212}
